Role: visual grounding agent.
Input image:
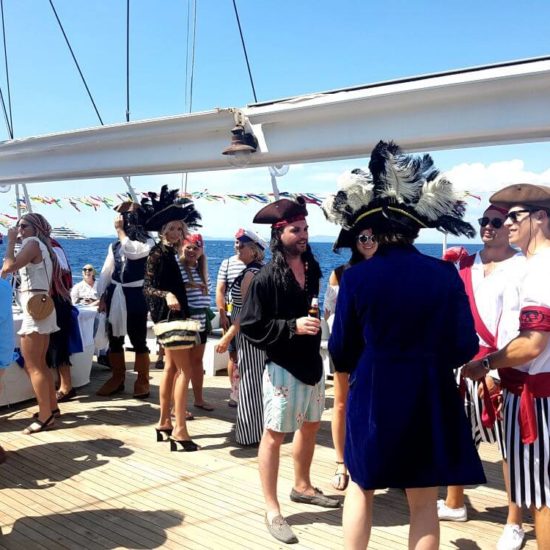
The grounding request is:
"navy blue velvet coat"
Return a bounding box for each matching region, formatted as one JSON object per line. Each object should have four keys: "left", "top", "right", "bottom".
{"left": 329, "top": 244, "right": 486, "bottom": 490}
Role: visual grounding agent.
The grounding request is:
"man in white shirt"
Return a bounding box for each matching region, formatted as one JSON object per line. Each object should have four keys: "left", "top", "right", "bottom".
{"left": 464, "top": 184, "right": 550, "bottom": 549}
{"left": 96, "top": 203, "right": 154, "bottom": 399}
{"left": 439, "top": 204, "right": 525, "bottom": 550}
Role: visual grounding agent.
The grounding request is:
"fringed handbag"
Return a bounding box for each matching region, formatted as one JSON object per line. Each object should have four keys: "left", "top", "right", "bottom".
{"left": 153, "top": 315, "right": 201, "bottom": 350}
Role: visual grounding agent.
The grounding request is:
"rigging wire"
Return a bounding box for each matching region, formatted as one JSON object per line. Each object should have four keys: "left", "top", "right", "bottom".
{"left": 231, "top": 0, "right": 257, "bottom": 103}
{"left": 126, "top": 0, "right": 130, "bottom": 122}
{"left": 48, "top": 0, "right": 104, "bottom": 125}
{"left": 182, "top": 0, "right": 197, "bottom": 195}
{"left": 0, "top": 0, "right": 13, "bottom": 137}
{"left": 47, "top": 0, "right": 137, "bottom": 202}
{"left": 0, "top": 87, "right": 11, "bottom": 138}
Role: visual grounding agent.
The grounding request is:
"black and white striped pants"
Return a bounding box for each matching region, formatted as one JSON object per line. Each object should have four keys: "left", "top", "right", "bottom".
{"left": 503, "top": 391, "right": 550, "bottom": 508}
{"left": 463, "top": 378, "right": 506, "bottom": 458}
{"left": 235, "top": 331, "right": 266, "bottom": 446}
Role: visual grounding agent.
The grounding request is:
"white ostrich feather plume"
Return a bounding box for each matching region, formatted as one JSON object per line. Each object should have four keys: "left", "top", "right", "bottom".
{"left": 377, "top": 152, "right": 425, "bottom": 203}
{"left": 415, "top": 175, "right": 458, "bottom": 221}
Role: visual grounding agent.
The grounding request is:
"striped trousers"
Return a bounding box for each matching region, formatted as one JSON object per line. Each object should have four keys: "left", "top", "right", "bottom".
{"left": 235, "top": 331, "right": 266, "bottom": 446}
{"left": 503, "top": 391, "right": 550, "bottom": 508}
{"left": 464, "top": 378, "right": 506, "bottom": 458}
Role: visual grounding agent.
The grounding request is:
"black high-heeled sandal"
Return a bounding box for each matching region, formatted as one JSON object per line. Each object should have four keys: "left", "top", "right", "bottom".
{"left": 169, "top": 438, "right": 200, "bottom": 452}
{"left": 33, "top": 408, "right": 61, "bottom": 420}
{"left": 155, "top": 428, "right": 173, "bottom": 442}
{"left": 23, "top": 414, "right": 55, "bottom": 435}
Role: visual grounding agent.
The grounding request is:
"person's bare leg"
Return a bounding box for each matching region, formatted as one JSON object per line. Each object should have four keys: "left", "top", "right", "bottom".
{"left": 157, "top": 352, "right": 177, "bottom": 429}
{"left": 502, "top": 460, "right": 523, "bottom": 525}
{"left": 343, "top": 481, "right": 373, "bottom": 549}
{"left": 21, "top": 333, "right": 53, "bottom": 422}
{"left": 228, "top": 350, "right": 239, "bottom": 403}
{"left": 292, "top": 420, "right": 320, "bottom": 493}
{"left": 331, "top": 372, "right": 349, "bottom": 489}
{"left": 259, "top": 428, "right": 285, "bottom": 517}
{"left": 406, "top": 487, "right": 439, "bottom": 550}
{"left": 172, "top": 349, "right": 193, "bottom": 441}
{"left": 533, "top": 505, "right": 550, "bottom": 548}
{"left": 445, "top": 485, "right": 465, "bottom": 509}
{"left": 57, "top": 364, "right": 72, "bottom": 394}
{"left": 190, "top": 343, "right": 209, "bottom": 407}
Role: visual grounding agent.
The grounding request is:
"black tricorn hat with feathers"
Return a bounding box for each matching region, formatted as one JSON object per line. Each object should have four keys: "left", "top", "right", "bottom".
{"left": 322, "top": 141, "right": 475, "bottom": 249}
{"left": 143, "top": 185, "right": 201, "bottom": 232}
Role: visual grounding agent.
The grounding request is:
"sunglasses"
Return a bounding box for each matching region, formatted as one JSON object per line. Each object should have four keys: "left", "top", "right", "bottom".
{"left": 82, "top": 268, "right": 93, "bottom": 272}
{"left": 478, "top": 217, "right": 504, "bottom": 229}
{"left": 18, "top": 223, "right": 31, "bottom": 229}
{"left": 357, "top": 234, "right": 376, "bottom": 245}
{"left": 505, "top": 209, "right": 533, "bottom": 224}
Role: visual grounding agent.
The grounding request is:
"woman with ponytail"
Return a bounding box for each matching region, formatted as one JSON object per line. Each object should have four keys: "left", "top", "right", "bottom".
{"left": 2, "top": 213, "right": 68, "bottom": 434}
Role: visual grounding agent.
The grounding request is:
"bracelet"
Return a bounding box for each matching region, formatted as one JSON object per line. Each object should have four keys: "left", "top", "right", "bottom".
{"left": 481, "top": 356, "right": 491, "bottom": 374}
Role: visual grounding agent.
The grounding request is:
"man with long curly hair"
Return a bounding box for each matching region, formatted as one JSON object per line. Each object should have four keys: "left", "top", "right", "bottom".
{"left": 241, "top": 197, "right": 339, "bottom": 545}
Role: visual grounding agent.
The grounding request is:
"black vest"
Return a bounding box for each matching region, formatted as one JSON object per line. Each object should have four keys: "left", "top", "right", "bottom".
{"left": 111, "top": 240, "right": 148, "bottom": 284}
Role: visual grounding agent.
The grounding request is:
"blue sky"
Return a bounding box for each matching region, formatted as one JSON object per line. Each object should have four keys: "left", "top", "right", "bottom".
{"left": 0, "top": 0, "right": 549, "bottom": 242}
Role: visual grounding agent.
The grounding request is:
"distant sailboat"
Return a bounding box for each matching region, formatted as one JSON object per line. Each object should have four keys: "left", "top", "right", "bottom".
{"left": 51, "top": 226, "right": 87, "bottom": 240}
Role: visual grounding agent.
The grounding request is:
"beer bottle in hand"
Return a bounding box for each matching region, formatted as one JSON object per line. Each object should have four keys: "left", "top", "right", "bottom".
{"left": 308, "top": 297, "right": 320, "bottom": 319}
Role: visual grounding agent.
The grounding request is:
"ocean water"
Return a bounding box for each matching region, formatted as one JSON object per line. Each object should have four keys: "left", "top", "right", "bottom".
{"left": 0, "top": 238, "right": 482, "bottom": 308}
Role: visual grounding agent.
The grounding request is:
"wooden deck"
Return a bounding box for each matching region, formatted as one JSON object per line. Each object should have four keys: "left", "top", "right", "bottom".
{"left": 0, "top": 360, "right": 537, "bottom": 550}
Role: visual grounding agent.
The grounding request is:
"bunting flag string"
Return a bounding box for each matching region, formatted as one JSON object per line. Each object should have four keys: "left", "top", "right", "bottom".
{"left": 0, "top": 189, "right": 481, "bottom": 226}
{"left": 1, "top": 190, "right": 329, "bottom": 213}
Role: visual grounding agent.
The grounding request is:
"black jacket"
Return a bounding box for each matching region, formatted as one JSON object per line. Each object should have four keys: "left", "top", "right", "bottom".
{"left": 240, "top": 262, "right": 322, "bottom": 386}
{"left": 143, "top": 243, "right": 189, "bottom": 323}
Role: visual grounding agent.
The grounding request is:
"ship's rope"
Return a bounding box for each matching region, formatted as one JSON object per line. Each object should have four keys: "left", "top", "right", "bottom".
{"left": 182, "top": 0, "right": 197, "bottom": 195}
{"left": 231, "top": 0, "right": 257, "bottom": 103}
{"left": 48, "top": 0, "right": 104, "bottom": 125}
{"left": 0, "top": 0, "right": 13, "bottom": 138}
{"left": 126, "top": 0, "right": 130, "bottom": 122}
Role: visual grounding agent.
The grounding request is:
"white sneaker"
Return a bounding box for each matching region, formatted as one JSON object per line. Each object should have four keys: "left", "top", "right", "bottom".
{"left": 496, "top": 524, "right": 525, "bottom": 550}
{"left": 436, "top": 499, "right": 467, "bottom": 521}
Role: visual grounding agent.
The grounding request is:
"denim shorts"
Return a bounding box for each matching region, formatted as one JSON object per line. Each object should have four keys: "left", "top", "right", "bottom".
{"left": 263, "top": 361, "right": 325, "bottom": 433}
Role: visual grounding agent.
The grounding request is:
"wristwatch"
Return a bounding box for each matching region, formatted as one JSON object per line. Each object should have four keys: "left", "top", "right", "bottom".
{"left": 481, "top": 356, "right": 491, "bottom": 373}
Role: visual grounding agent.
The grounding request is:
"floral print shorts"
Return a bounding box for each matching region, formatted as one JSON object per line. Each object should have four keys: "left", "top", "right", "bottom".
{"left": 263, "top": 361, "right": 325, "bottom": 433}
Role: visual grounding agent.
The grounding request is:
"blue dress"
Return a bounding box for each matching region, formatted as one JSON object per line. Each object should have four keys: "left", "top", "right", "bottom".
{"left": 329, "top": 244, "right": 486, "bottom": 490}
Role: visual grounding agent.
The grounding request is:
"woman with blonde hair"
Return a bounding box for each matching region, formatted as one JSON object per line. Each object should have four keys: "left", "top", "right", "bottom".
{"left": 143, "top": 187, "right": 202, "bottom": 451}
{"left": 2, "top": 213, "right": 69, "bottom": 434}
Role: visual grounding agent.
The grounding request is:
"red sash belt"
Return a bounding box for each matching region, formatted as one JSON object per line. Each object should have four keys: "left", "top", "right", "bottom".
{"left": 500, "top": 369, "right": 550, "bottom": 444}
{"left": 459, "top": 255, "right": 499, "bottom": 429}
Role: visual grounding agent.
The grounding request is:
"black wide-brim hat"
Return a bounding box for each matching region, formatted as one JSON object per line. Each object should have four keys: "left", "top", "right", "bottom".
{"left": 145, "top": 203, "right": 201, "bottom": 232}
{"left": 253, "top": 197, "right": 308, "bottom": 226}
{"left": 490, "top": 183, "right": 550, "bottom": 210}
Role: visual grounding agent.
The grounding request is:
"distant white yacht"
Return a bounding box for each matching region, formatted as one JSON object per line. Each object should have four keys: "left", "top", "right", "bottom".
{"left": 51, "top": 226, "right": 87, "bottom": 240}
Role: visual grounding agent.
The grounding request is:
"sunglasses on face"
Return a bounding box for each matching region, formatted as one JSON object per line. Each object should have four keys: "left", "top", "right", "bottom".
{"left": 478, "top": 217, "right": 504, "bottom": 229}
{"left": 18, "top": 223, "right": 31, "bottom": 229}
{"left": 505, "top": 209, "right": 533, "bottom": 224}
{"left": 83, "top": 268, "right": 93, "bottom": 272}
{"left": 357, "top": 234, "right": 376, "bottom": 245}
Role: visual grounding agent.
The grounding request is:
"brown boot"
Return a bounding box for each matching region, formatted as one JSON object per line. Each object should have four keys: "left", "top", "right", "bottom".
{"left": 133, "top": 353, "right": 150, "bottom": 399}
{"left": 96, "top": 352, "right": 126, "bottom": 396}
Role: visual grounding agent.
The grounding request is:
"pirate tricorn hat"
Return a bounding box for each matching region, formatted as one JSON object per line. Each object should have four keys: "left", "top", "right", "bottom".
{"left": 143, "top": 185, "right": 202, "bottom": 232}
{"left": 490, "top": 183, "right": 550, "bottom": 211}
{"left": 253, "top": 196, "right": 308, "bottom": 227}
{"left": 323, "top": 140, "right": 475, "bottom": 249}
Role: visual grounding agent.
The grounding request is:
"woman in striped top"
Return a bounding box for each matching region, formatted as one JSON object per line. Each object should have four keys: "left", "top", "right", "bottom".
{"left": 215, "top": 229, "right": 267, "bottom": 445}
{"left": 178, "top": 233, "right": 214, "bottom": 412}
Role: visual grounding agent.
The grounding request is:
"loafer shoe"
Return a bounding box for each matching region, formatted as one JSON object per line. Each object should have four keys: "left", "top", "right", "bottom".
{"left": 264, "top": 514, "right": 298, "bottom": 544}
{"left": 290, "top": 487, "right": 340, "bottom": 508}
{"left": 497, "top": 523, "right": 524, "bottom": 550}
{"left": 437, "top": 499, "right": 467, "bottom": 522}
